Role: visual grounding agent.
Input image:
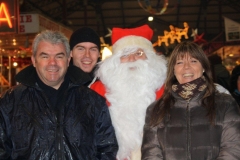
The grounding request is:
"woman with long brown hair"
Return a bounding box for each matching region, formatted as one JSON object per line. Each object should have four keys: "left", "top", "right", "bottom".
{"left": 141, "top": 41, "right": 240, "bottom": 160}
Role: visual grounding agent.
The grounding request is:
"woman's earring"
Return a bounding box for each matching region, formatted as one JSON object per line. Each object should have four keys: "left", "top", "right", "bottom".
{"left": 203, "top": 70, "right": 204, "bottom": 73}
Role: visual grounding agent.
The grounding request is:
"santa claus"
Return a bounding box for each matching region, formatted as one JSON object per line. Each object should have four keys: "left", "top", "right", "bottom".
{"left": 90, "top": 25, "right": 167, "bottom": 160}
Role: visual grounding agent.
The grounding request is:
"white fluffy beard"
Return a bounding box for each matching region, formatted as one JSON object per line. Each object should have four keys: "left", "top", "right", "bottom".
{"left": 96, "top": 51, "right": 167, "bottom": 160}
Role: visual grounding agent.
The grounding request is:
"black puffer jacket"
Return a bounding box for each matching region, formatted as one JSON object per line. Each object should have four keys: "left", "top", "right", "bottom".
{"left": 142, "top": 90, "right": 240, "bottom": 160}
{"left": 0, "top": 65, "right": 118, "bottom": 160}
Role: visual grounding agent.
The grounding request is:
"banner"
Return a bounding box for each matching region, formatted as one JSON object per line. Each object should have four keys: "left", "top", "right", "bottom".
{"left": 224, "top": 16, "right": 240, "bottom": 42}
{"left": 19, "top": 14, "right": 72, "bottom": 38}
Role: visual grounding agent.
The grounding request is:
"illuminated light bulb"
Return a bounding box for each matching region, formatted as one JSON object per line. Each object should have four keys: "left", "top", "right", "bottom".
{"left": 102, "top": 47, "right": 112, "bottom": 60}
{"left": 148, "top": 16, "right": 154, "bottom": 21}
{"left": 13, "top": 62, "right": 18, "bottom": 67}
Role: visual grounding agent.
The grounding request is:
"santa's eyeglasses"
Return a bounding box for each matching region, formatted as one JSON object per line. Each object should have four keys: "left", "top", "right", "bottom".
{"left": 120, "top": 50, "right": 145, "bottom": 59}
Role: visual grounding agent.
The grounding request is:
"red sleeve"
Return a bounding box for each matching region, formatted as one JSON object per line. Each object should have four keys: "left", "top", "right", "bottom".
{"left": 90, "top": 81, "right": 106, "bottom": 98}
{"left": 90, "top": 81, "right": 111, "bottom": 106}
{"left": 155, "top": 85, "right": 164, "bottom": 100}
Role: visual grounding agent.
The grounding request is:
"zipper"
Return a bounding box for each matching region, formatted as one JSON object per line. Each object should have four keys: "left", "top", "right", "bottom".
{"left": 56, "top": 108, "right": 64, "bottom": 160}
{"left": 56, "top": 91, "right": 69, "bottom": 160}
{"left": 186, "top": 99, "right": 191, "bottom": 160}
{"left": 39, "top": 89, "right": 61, "bottom": 159}
{"left": 36, "top": 86, "right": 65, "bottom": 160}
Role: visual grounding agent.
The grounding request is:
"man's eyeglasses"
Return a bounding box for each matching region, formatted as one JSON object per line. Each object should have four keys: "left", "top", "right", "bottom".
{"left": 120, "top": 50, "right": 145, "bottom": 59}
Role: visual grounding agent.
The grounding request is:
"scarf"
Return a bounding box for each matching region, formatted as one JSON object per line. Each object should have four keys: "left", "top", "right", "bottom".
{"left": 172, "top": 76, "right": 207, "bottom": 100}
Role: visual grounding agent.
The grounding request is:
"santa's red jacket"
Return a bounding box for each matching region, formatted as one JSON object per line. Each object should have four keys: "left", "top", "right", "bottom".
{"left": 90, "top": 81, "right": 164, "bottom": 106}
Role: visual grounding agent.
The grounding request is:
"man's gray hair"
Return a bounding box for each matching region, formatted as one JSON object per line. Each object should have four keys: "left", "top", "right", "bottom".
{"left": 32, "top": 30, "right": 70, "bottom": 57}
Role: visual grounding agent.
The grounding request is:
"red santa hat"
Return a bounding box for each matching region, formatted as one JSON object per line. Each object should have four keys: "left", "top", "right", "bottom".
{"left": 111, "top": 25, "right": 154, "bottom": 54}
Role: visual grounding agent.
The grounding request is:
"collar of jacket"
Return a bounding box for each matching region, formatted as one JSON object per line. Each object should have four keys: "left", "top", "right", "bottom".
{"left": 15, "top": 64, "right": 92, "bottom": 87}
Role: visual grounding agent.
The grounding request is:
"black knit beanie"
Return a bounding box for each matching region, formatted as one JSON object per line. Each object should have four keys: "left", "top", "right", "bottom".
{"left": 69, "top": 27, "right": 100, "bottom": 50}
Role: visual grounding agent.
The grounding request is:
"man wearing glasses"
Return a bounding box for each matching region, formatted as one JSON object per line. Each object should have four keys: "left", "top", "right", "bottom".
{"left": 90, "top": 25, "right": 167, "bottom": 160}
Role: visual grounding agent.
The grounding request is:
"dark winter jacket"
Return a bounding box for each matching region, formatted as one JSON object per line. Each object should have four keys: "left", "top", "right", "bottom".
{"left": 69, "top": 57, "right": 100, "bottom": 87}
{"left": 141, "top": 90, "right": 240, "bottom": 160}
{"left": 0, "top": 65, "right": 118, "bottom": 160}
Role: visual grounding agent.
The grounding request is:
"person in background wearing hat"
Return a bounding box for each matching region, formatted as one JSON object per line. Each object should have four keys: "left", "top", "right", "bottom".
{"left": 69, "top": 27, "right": 101, "bottom": 86}
{"left": 90, "top": 25, "right": 167, "bottom": 160}
{"left": 0, "top": 30, "right": 118, "bottom": 159}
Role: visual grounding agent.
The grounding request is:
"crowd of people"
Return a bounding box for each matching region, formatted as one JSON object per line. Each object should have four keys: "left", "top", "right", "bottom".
{"left": 0, "top": 24, "right": 239, "bottom": 160}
